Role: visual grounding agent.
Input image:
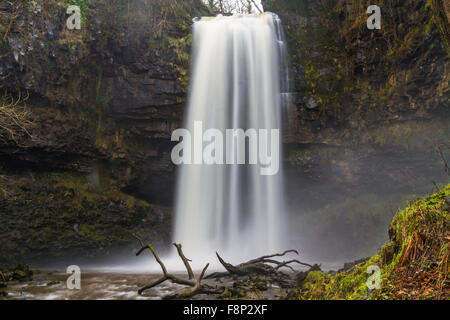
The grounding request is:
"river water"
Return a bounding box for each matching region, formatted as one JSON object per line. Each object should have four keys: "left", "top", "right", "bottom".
{"left": 6, "top": 270, "right": 294, "bottom": 300}
{"left": 6, "top": 272, "right": 187, "bottom": 300}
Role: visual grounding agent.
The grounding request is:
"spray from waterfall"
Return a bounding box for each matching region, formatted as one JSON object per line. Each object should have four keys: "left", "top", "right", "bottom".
{"left": 172, "top": 13, "right": 290, "bottom": 267}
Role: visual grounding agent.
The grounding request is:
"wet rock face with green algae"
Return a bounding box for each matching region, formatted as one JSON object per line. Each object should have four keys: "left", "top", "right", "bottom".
{"left": 0, "top": 0, "right": 208, "bottom": 204}
{"left": 0, "top": 171, "right": 172, "bottom": 266}
{"left": 293, "top": 184, "right": 450, "bottom": 300}
{"left": 263, "top": 0, "right": 450, "bottom": 260}
{"left": 0, "top": 0, "right": 206, "bottom": 265}
{"left": 263, "top": 0, "right": 449, "bottom": 136}
{"left": 264, "top": 0, "right": 449, "bottom": 165}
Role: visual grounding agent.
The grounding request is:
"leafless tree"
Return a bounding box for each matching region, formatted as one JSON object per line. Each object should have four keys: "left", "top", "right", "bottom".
{"left": 205, "top": 0, "right": 263, "bottom": 14}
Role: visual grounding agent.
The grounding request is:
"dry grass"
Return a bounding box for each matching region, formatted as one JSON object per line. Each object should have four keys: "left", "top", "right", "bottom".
{"left": 0, "top": 90, "right": 34, "bottom": 144}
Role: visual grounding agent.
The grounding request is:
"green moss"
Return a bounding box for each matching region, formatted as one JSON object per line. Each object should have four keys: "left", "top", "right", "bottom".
{"left": 0, "top": 171, "right": 170, "bottom": 265}
{"left": 297, "top": 184, "right": 450, "bottom": 300}
{"left": 431, "top": 0, "right": 450, "bottom": 57}
{"left": 386, "top": 185, "right": 449, "bottom": 262}
{"left": 374, "top": 136, "right": 386, "bottom": 146}
{"left": 266, "top": 0, "right": 448, "bottom": 131}
{"left": 264, "top": 0, "right": 310, "bottom": 15}
{"left": 299, "top": 271, "right": 330, "bottom": 299}
{"left": 288, "top": 149, "right": 312, "bottom": 166}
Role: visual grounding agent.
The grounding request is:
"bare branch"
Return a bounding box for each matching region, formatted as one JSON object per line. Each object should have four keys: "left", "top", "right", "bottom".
{"left": 132, "top": 234, "right": 168, "bottom": 275}
{"left": 250, "top": 0, "right": 263, "bottom": 13}
{"left": 241, "top": 250, "right": 299, "bottom": 265}
{"left": 216, "top": 252, "right": 248, "bottom": 275}
{"left": 131, "top": 233, "right": 144, "bottom": 248}
{"left": 198, "top": 263, "right": 209, "bottom": 284}
{"left": 132, "top": 237, "right": 311, "bottom": 299}
{"left": 274, "top": 259, "right": 313, "bottom": 270}
{"left": 173, "top": 243, "right": 195, "bottom": 280}
{"left": 213, "top": 249, "right": 313, "bottom": 278}
{"left": 132, "top": 237, "right": 222, "bottom": 298}
{"left": 137, "top": 276, "right": 168, "bottom": 295}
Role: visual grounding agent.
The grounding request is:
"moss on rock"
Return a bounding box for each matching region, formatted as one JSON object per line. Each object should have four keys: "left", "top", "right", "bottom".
{"left": 296, "top": 184, "right": 450, "bottom": 300}
{"left": 0, "top": 171, "right": 171, "bottom": 266}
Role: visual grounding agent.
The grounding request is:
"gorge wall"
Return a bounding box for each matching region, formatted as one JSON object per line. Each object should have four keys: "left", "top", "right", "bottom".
{"left": 0, "top": 0, "right": 448, "bottom": 265}
{"left": 0, "top": 0, "right": 208, "bottom": 266}
{"left": 263, "top": 0, "right": 449, "bottom": 260}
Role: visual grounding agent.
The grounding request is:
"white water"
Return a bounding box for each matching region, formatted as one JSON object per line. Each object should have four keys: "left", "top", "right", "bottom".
{"left": 172, "top": 13, "right": 289, "bottom": 267}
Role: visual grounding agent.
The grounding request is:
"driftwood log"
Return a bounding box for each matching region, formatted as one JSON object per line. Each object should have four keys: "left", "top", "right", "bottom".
{"left": 133, "top": 234, "right": 315, "bottom": 299}
{"left": 132, "top": 234, "right": 222, "bottom": 299}
{"left": 206, "top": 250, "right": 313, "bottom": 279}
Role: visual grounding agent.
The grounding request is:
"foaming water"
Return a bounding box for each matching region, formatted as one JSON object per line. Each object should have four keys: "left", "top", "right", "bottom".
{"left": 171, "top": 13, "right": 290, "bottom": 266}
{"left": 99, "top": 253, "right": 236, "bottom": 273}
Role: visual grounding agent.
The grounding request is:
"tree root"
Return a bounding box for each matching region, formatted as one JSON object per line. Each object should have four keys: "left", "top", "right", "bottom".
{"left": 132, "top": 235, "right": 315, "bottom": 299}
{"left": 132, "top": 234, "right": 223, "bottom": 299}
{"left": 206, "top": 250, "right": 313, "bottom": 279}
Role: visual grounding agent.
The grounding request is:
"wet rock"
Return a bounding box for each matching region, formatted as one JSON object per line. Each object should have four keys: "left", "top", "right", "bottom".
{"left": 254, "top": 278, "right": 269, "bottom": 291}
{"left": 0, "top": 0, "right": 207, "bottom": 263}
{"left": 338, "top": 258, "right": 370, "bottom": 273}
{"left": 9, "top": 264, "right": 34, "bottom": 282}
{"left": 296, "top": 264, "right": 322, "bottom": 287}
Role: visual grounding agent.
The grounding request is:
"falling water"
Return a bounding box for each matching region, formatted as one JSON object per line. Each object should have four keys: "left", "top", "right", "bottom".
{"left": 173, "top": 13, "right": 289, "bottom": 266}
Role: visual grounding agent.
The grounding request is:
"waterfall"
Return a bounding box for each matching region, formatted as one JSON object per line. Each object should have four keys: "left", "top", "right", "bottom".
{"left": 172, "top": 13, "right": 289, "bottom": 266}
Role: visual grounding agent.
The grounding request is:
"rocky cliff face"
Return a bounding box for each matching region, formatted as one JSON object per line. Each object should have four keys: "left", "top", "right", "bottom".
{"left": 0, "top": 0, "right": 208, "bottom": 203}
{"left": 0, "top": 0, "right": 448, "bottom": 265}
{"left": 264, "top": 0, "right": 449, "bottom": 140}
{"left": 263, "top": 0, "right": 449, "bottom": 260}
{"left": 0, "top": 0, "right": 208, "bottom": 266}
